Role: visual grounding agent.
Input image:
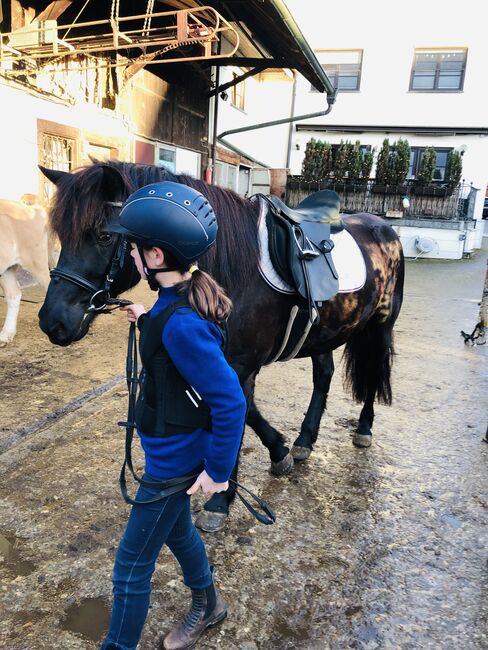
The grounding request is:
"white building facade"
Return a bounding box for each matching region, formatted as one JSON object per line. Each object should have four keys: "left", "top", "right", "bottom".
{"left": 283, "top": 0, "right": 488, "bottom": 258}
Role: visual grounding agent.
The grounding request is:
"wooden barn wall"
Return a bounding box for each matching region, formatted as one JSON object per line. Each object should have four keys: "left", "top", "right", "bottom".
{"left": 128, "top": 68, "right": 209, "bottom": 172}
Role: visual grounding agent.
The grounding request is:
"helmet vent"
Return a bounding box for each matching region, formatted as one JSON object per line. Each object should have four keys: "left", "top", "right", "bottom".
{"left": 184, "top": 200, "right": 191, "bottom": 205}
{"left": 148, "top": 190, "right": 156, "bottom": 195}
{"left": 166, "top": 192, "right": 173, "bottom": 197}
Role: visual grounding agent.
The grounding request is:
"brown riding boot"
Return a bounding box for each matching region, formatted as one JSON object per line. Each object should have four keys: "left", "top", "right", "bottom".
{"left": 163, "top": 576, "right": 228, "bottom": 650}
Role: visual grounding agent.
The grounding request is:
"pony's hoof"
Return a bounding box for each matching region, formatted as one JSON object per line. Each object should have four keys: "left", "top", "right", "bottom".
{"left": 353, "top": 433, "right": 372, "bottom": 448}
{"left": 0, "top": 339, "right": 9, "bottom": 348}
{"left": 291, "top": 445, "right": 312, "bottom": 461}
{"left": 271, "top": 452, "right": 294, "bottom": 476}
{"left": 194, "top": 511, "right": 227, "bottom": 533}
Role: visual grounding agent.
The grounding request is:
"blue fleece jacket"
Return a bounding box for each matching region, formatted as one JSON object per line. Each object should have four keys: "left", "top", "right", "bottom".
{"left": 138, "top": 287, "right": 246, "bottom": 483}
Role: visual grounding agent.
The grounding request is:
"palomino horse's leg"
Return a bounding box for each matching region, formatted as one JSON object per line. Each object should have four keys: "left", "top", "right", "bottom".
{"left": 291, "top": 351, "right": 334, "bottom": 461}
{"left": 0, "top": 268, "right": 21, "bottom": 347}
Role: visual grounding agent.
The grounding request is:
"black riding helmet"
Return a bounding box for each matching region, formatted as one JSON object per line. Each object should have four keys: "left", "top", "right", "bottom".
{"left": 104, "top": 181, "right": 218, "bottom": 267}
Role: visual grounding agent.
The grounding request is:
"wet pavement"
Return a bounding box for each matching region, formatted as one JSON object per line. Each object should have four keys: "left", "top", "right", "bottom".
{"left": 0, "top": 243, "right": 487, "bottom": 649}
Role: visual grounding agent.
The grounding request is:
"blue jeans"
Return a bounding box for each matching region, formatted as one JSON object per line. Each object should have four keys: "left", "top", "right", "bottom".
{"left": 100, "top": 473, "right": 212, "bottom": 650}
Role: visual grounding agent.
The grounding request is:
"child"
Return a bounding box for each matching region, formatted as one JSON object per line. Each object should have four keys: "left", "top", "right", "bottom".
{"left": 100, "top": 181, "right": 247, "bottom": 650}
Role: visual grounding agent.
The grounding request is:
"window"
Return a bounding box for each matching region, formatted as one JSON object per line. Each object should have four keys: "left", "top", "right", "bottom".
{"left": 156, "top": 144, "right": 201, "bottom": 177}
{"left": 410, "top": 49, "right": 467, "bottom": 91}
{"left": 41, "top": 133, "right": 75, "bottom": 202}
{"left": 158, "top": 145, "right": 176, "bottom": 173}
{"left": 311, "top": 50, "right": 362, "bottom": 92}
{"left": 408, "top": 148, "right": 452, "bottom": 181}
{"left": 231, "top": 73, "right": 245, "bottom": 110}
{"left": 214, "top": 161, "right": 237, "bottom": 190}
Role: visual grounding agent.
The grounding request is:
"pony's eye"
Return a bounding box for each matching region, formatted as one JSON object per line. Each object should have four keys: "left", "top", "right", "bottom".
{"left": 97, "top": 233, "right": 113, "bottom": 245}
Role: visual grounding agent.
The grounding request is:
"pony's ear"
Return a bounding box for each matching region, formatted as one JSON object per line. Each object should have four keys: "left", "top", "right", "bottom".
{"left": 99, "top": 164, "right": 128, "bottom": 199}
{"left": 88, "top": 154, "right": 100, "bottom": 164}
{"left": 39, "top": 165, "right": 70, "bottom": 185}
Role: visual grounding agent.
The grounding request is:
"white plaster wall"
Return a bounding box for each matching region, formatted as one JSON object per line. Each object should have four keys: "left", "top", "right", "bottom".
{"left": 0, "top": 80, "right": 129, "bottom": 200}
{"left": 392, "top": 226, "right": 465, "bottom": 260}
{"left": 216, "top": 67, "right": 294, "bottom": 168}
{"left": 286, "top": 0, "right": 486, "bottom": 126}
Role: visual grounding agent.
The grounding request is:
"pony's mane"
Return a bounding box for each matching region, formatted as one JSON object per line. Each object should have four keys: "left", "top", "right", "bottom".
{"left": 49, "top": 160, "right": 260, "bottom": 290}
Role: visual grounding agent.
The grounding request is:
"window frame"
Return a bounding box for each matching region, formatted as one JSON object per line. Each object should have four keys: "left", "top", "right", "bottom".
{"left": 408, "top": 146, "right": 453, "bottom": 182}
{"left": 409, "top": 48, "right": 467, "bottom": 92}
{"left": 230, "top": 72, "right": 246, "bottom": 111}
{"left": 311, "top": 49, "right": 363, "bottom": 93}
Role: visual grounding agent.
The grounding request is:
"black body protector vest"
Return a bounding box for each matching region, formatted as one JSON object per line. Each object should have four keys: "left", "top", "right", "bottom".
{"left": 135, "top": 298, "right": 227, "bottom": 438}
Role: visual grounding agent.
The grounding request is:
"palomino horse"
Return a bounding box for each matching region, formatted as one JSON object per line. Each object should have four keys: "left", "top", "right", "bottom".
{"left": 38, "top": 162, "right": 404, "bottom": 531}
{"left": 0, "top": 199, "right": 52, "bottom": 346}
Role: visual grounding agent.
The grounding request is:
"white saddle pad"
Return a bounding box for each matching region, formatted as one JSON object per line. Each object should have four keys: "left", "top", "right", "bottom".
{"left": 257, "top": 197, "right": 366, "bottom": 295}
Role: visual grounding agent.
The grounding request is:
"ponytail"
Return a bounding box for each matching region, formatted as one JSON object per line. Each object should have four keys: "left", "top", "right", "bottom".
{"left": 160, "top": 250, "right": 232, "bottom": 323}
{"left": 179, "top": 269, "right": 232, "bottom": 324}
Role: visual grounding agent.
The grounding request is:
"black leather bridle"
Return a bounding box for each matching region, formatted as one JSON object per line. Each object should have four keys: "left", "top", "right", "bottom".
{"left": 49, "top": 202, "right": 132, "bottom": 313}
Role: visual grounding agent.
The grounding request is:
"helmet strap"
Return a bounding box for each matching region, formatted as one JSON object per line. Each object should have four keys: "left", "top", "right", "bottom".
{"left": 137, "top": 245, "right": 181, "bottom": 291}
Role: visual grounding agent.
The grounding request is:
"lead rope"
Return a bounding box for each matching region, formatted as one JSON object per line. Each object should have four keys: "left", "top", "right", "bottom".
{"left": 118, "top": 321, "right": 276, "bottom": 524}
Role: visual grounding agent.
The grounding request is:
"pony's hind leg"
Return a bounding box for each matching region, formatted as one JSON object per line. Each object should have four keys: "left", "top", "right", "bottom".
{"left": 291, "top": 351, "right": 334, "bottom": 460}
{"left": 344, "top": 317, "right": 396, "bottom": 448}
{"left": 0, "top": 268, "right": 21, "bottom": 347}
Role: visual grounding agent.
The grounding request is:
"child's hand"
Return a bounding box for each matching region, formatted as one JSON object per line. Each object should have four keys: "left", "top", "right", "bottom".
{"left": 120, "top": 303, "right": 146, "bottom": 323}
{"left": 187, "top": 470, "right": 229, "bottom": 495}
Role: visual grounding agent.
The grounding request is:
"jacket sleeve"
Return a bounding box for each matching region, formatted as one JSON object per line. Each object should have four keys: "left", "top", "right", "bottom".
{"left": 163, "top": 313, "right": 247, "bottom": 482}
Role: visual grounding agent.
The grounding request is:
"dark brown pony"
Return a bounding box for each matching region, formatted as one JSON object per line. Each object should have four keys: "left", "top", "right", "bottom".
{"left": 38, "top": 161, "right": 404, "bottom": 531}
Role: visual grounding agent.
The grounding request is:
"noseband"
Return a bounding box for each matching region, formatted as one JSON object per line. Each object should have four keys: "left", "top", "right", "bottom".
{"left": 49, "top": 202, "right": 132, "bottom": 313}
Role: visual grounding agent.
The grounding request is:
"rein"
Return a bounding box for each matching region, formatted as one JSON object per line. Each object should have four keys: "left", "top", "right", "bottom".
{"left": 119, "top": 321, "right": 276, "bottom": 525}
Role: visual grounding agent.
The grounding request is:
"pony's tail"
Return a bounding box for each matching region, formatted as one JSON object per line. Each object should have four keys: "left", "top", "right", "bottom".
{"left": 343, "top": 319, "right": 395, "bottom": 405}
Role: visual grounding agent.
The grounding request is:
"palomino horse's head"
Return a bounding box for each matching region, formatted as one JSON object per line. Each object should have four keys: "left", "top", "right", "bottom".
{"left": 38, "top": 164, "right": 137, "bottom": 346}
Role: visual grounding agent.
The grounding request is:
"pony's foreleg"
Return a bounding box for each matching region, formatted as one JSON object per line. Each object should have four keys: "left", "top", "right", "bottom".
{"left": 194, "top": 440, "right": 243, "bottom": 533}
{"left": 247, "top": 394, "right": 294, "bottom": 475}
{"left": 194, "top": 373, "right": 255, "bottom": 533}
{"left": 0, "top": 268, "right": 21, "bottom": 347}
{"left": 291, "top": 351, "right": 334, "bottom": 461}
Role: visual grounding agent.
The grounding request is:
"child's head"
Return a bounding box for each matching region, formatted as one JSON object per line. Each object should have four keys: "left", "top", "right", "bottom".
{"left": 105, "top": 181, "right": 231, "bottom": 323}
{"left": 107, "top": 181, "right": 217, "bottom": 269}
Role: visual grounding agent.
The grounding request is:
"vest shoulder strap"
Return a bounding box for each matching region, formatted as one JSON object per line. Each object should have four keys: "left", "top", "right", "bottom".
{"left": 140, "top": 297, "right": 227, "bottom": 357}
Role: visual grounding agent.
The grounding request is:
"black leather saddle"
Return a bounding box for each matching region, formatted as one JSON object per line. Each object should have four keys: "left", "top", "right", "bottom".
{"left": 257, "top": 190, "right": 343, "bottom": 325}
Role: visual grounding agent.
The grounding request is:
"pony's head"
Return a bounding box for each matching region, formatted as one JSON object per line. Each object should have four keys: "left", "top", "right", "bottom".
{"left": 38, "top": 163, "right": 137, "bottom": 345}
{"left": 38, "top": 161, "right": 260, "bottom": 346}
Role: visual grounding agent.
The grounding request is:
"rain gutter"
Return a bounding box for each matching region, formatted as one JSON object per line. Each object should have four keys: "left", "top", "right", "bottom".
{"left": 269, "top": 0, "right": 336, "bottom": 96}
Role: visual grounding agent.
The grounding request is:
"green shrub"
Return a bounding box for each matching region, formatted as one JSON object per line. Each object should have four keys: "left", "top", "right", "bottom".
{"left": 301, "top": 138, "right": 332, "bottom": 181}
{"left": 445, "top": 150, "right": 463, "bottom": 189}
{"left": 375, "top": 138, "right": 391, "bottom": 185}
{"left": 417, "top": 147, "right": 437, "bottom": 185}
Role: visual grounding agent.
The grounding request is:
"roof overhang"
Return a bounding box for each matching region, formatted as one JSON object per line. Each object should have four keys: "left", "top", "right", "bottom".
{"left": 157, "top": 0, "right": 335, "bottom": 96}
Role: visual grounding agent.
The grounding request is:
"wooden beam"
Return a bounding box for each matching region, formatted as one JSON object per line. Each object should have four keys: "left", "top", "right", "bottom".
{"left": 34, "top": 1, "right": 74, "bottom": 23}
{"left": 207, "top": 63, "right": 268, "bottom": 97}
{"left": 203, "top": 56, "right": 289, "bottom": 68}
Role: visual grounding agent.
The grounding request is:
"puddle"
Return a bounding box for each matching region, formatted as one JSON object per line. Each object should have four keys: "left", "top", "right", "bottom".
{"left": 440, "top": 513, "right": 462, "bottom": 529}
{"left": 61, "top": 598, "right": 111, "bottom": 642}
{"left": 0, "top": 532, "right": 36, "bottom": 576}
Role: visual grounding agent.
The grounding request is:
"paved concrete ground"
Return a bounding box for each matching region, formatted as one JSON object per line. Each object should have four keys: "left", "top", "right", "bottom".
{"left": 0, "top": 240, "right": 487, "bottom": 649}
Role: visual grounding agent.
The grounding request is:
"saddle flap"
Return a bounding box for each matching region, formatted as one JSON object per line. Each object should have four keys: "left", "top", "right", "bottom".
{"left": 263, "top": 197, "right": 339, "bottom": 308}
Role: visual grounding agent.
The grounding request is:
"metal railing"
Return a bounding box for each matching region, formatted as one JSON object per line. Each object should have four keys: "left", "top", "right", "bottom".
{"left": 285, "top": 177, "right": 479, "bottom": 221}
